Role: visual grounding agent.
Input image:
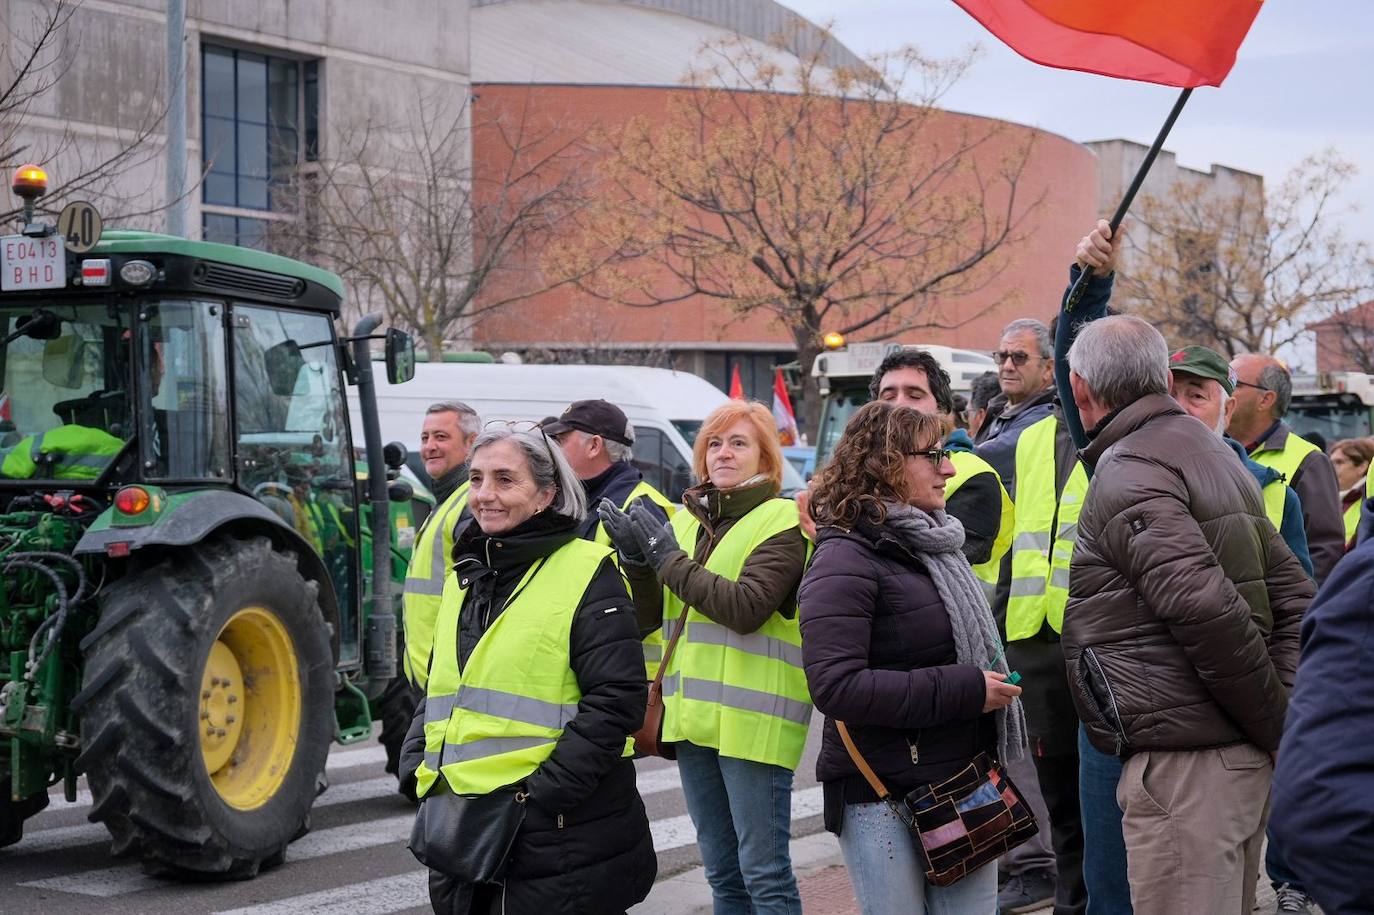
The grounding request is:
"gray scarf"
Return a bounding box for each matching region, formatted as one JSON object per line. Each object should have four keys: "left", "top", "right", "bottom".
{"left": 881, "top": 502, "right": 1026, "bottom": 763}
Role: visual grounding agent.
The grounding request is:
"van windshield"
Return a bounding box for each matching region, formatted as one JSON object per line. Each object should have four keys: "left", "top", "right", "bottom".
{"left": 671, "top": 419, "right": 702, "bottom": 446}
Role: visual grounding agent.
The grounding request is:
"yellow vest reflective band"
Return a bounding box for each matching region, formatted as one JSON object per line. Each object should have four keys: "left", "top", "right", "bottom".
{"left": 402, "top": 481, "right": 470, "bottom": 688}
{"left": 1250, "top": 431, "right": 1320, "bottom": 491}
{"left": 1007, "top": 416, "right": 1089, "bottom": 641}
{"left": 944, "top": 451, "right": 1015, "bottom": 601}
{"left": 661, "top": 498, "right": 811, "bottom": 770}
{"left": 594, "top": 479, "right": 677, "bottom": 679}
{"left": 1344, "top": 500, "right": 1361, "bottom": 544}
{"left": 1, "top": 426, "right": 123, "bottom": 479}
{"left": 415, "top": 538, "right": 631, "bottom": 798}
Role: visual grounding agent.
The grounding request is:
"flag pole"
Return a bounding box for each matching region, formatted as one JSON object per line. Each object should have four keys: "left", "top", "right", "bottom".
{"left": 1065, "top": 86, "right": 1193, "bottom": 311}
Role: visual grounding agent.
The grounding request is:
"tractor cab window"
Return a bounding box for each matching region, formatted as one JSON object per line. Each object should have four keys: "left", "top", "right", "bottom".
{"left": 0, "top": 304, "right": 133, "bottom": 482}
{"left": 231, "top": 306, "right": 360, "bottom": 662}
{"left": 141, "top": 301, "right": 231, "bottom": 480}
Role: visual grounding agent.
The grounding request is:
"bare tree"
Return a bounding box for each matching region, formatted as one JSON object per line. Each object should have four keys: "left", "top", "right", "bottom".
{"left": 273, "top": 90, "right": 599, "bottom": 358}
{"left": 1, "top": 0, "right": 172, "bottom": 226}
{"left": 549, "top": 32, "right": 1037, "bottom": 428}
{"left": 1121, "top": 150, "right": 1373, "bottom": 359}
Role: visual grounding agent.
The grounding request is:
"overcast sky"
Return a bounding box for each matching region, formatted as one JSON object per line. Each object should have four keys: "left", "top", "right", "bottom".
{"left": 786, "top": 0, "right": 1374, "bottom": 246}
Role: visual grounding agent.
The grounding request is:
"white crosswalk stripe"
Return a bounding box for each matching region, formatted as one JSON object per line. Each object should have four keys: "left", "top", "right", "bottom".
{"left": 20, "top": 814, "right": 416, "bottom": 897}
{"left": 45, "top": 745, "right": 392, "bottom": 813}
{"left": 213, "top": 873, "right": 430, "bottom": 915}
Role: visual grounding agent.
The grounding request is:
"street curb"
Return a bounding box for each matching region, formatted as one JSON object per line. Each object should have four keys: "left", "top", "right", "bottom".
{"left": 630, "top": 832, "right": 843, "bottom": 914}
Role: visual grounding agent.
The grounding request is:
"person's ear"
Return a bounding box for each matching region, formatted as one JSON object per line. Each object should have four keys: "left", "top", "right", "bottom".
{"left": 1224, "top": 395, "right": 1237, "bottom": 424}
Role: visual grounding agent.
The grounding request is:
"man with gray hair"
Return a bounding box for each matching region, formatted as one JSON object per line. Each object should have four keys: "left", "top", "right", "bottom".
{"left": 544, "top": 399, "right": 673, "bottom": 545}
{"left": 1228, "top": 353, "right": 1344, "bottom": 584}
{"left": 975, "top": 318, "right": 1057, "bottom": 445}
{"left": 1061, "top": 315, "right": 1312, "bottom": 914}
{"left": 392, "top": 400, "right": 481, "bottom": 796}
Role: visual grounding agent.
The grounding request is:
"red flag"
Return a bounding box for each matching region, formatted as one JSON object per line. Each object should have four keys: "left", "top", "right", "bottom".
{"left": 728, "top": 364, "right": 744, "bottom": 400}
{"left": 771, "top": 368, "right": 800, "bottom": 446}
{"left": 951, "top": 0, "right": 1263, "bottom": 88}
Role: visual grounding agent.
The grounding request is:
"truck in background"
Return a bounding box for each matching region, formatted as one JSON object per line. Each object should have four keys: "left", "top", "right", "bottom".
{"left": 1287, "top": 372, "right": 1374, "bottom": 444}
{"left": 811, "top": 341, "right": 997, "bottom": 467}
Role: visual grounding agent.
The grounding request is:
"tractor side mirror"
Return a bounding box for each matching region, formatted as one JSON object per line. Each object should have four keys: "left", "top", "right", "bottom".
{"left": 41, "top": 333, "right": 88, "bottom": 389}
{"left": 384, "top": 328, "right": 415, "bottom": 385}
{"left": 264, "top": 339, "right": 306, "bottom": 396}
{"left": 388, "top": 479, "right": 414, "bottom": 503}
{"left": 382, "top": 441, "right": 407, "bottom": 470}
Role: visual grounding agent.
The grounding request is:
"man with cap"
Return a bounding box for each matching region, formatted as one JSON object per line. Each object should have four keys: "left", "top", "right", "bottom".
{"left": 544, "top": 399, "right": 674, "bottom": 545}
{"left": 546, "top": 400, "right": 675, "bottom": 678}
{"left": 1168, "top": 346, "right": 1313, "bottom": 579}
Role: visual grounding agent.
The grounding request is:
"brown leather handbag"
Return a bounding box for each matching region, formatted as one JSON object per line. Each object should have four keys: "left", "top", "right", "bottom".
{"left": 836, "top": 721, "right": 1038, "bottom": 887}
{"left": 633, "top": 616, "right": 686, "bottom": 759}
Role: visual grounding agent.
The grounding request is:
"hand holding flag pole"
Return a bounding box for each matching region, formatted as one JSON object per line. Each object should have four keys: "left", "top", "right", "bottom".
{"left": 949, "top": 0, "right": 1265, "bottom": 309}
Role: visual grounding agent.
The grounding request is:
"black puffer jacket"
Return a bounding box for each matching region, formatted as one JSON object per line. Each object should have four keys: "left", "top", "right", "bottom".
{"left": 798, "top": 517, "right": 994, "bottom": 834}
{"left": 1063, "top": 395, "right": 1312, "bottom": 757}
{"left": 399, "top": 511, "right": 656, "bottom": 915}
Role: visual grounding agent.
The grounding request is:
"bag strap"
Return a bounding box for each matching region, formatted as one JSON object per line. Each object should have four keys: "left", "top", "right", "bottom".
{"left": 651, "top": 612, "right": 688, "bottom": 689}
{"left": 835, "top": 721, "right": 891, "bottom": 801}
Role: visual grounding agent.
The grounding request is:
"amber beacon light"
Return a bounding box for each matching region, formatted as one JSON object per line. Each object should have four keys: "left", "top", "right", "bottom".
{"left": 11, "top": 165, "right": 49, "bottom": 200}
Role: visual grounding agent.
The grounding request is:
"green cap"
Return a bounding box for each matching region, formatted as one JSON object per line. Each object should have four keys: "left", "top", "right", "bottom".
{"left": 1168, "top": 345, "right": 1236, "bottom": 395}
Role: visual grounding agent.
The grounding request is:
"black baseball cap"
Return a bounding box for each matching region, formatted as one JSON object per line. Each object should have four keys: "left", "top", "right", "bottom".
{"left": 542, "top": 400, "right": 634, "bottom": 446}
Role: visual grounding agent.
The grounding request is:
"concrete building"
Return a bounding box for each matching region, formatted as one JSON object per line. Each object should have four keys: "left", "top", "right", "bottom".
{"left": 1084, "top": 138, "right": 1264, "bottom": 279}
{"left": 1, "top": 0, "right": 471, "bottom": 250}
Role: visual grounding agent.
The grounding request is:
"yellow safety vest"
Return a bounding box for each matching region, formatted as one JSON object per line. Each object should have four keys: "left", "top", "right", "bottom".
{"left": 1006, "top": 416, "right": 1089, "bottom": 641}
{"left": 1262, "top": 479, "right": 1287, "bottom": 534}
{"left": 415, "top": 538, "right": 632, "bottom": 798}
{"left": 945, "top": 451, "right": 1014, "bottom": 601}
{"left": 1249, "top": 430, "right": 1320, "bottom": 493}
{"left": 661, "top": 498, "right": 811, "bottom": 770}
{"left": 402, "top": 481, "right": 470, "bottom": 688}
{"left": 2, "top": 425, "right": 123, "bottom": 479}
{"left": 595, "top": 479, "right": 677, "bottom": 679}
{"left": 1344, "top": 499, "right": 1361, "bottom": 544}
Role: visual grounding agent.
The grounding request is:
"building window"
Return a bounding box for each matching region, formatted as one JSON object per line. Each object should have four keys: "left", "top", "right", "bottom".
{"left": 201, "top": 44, "right": 317, "bottom": 249}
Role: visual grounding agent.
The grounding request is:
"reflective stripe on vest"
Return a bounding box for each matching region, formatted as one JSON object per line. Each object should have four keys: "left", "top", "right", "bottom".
{"left": 1006, "top": 416, "right": 1089, "bottom": 641}
{"left": 944, "top": 451, "right": 1015, "bottom": 600}
{"left": 1250, "top": 432, "right": 1320, "bottom": 492}
{"left": 1, "top": 426, "right": 123, "bottom": 480}
{"left": 401, "top": 481, "right": 470, "bottom": 688}
{"left": 592, "top": 479, "right": 677, "bottom": 680}
{"left": 661, "top": 498, "right": 811, "bottom": 770}
{"left": 414, "top": 538, "right": 630, "bottom": 797}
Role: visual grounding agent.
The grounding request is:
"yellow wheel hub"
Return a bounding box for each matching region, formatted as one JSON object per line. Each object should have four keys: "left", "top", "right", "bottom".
{"left": 199, "top": 607, "right": 301, "bottom": 811}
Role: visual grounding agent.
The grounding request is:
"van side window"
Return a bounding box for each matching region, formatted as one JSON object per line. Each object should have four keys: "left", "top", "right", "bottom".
{"left": 632, "top": 425, "right": 692, "bottom": 502}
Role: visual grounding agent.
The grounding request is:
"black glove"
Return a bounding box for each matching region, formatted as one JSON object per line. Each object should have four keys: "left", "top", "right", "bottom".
{"left": 596, "top": 499, "right": 647, "bottom": 565}
{"left": 628, "top": 501, "right": 683, "bottom": 570}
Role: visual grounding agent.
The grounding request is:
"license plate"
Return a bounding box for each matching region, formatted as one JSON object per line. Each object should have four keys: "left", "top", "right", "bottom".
{"left": 1, "top": 234, "right": 67, "bottom": 291}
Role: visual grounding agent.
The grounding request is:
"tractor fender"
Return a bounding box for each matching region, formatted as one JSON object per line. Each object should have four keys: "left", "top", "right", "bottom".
{"left": 75, "top": 490, "right": 342, "bottom": 660}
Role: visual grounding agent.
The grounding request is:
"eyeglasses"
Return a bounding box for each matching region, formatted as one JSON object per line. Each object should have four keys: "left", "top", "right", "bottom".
{"left": 1233, "top": 380, "right": 1270, "bottom": 394}
{"left": 992, "top": 350, "right": 1036, "bottom": 367}
{"left": 906, "top": 447, "right": 952, "bottom": 466}
{"left": 483, "top": 419, "right": 561, "bottom": 474}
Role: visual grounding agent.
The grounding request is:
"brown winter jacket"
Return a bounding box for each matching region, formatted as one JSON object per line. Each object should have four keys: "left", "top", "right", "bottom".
{"left": 1062, "top": 394, "right": 1313, "bottom": 757}
{"left": 625, "top": 477, "right": 809, "bottom": 635}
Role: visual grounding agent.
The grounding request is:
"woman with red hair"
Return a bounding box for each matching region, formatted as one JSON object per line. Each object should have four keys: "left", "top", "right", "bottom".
{"left": 600, "top": 400, "right": 811, "bottom": 915}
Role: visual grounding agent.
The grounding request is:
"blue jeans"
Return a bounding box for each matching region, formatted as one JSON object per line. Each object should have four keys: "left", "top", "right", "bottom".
{"left": 676, "top": 741, "right": 801, "bottom": 915}
{"left": 1265, "top": 824, "right": 1306, "bottom": 891}
{"left": 838, "top": 801, "right": 997, "bottom": 915}
{"left": 1078, "top": 726, "right": 1132, "bottom": 915}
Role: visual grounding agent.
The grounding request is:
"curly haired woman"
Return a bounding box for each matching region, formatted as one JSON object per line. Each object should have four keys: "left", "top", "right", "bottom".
{"left": 798, "top": 400, "right": 1026, "bottom": 915}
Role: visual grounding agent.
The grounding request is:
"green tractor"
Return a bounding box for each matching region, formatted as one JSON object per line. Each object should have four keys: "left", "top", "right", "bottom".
{"left": 0, "top": 167, "right": 427, "bottom": 877}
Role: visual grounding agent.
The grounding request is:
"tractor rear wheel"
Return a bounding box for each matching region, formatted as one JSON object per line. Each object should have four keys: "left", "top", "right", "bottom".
{"left": 73, "top": 535, "right": 333, "bottom": 877}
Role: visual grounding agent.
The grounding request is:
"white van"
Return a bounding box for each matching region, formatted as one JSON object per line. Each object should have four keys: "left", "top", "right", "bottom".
{"left": 357, "top": 362, "right": 806, "bottom": 501}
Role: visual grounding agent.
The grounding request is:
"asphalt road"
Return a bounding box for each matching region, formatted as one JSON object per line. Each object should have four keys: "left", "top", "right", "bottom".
{"left": 0, "top": 723, "right": 825, "bottom": 914}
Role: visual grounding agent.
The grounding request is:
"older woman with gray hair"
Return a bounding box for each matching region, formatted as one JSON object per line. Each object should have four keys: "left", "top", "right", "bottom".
{"left": 400, "top": 423, "right": 656, "bottom": 915}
